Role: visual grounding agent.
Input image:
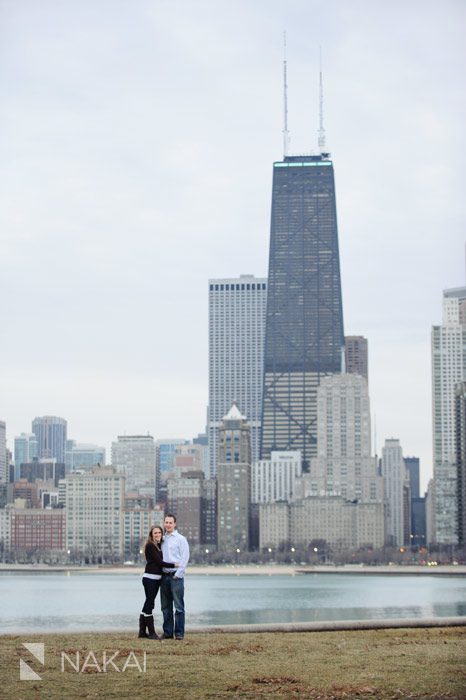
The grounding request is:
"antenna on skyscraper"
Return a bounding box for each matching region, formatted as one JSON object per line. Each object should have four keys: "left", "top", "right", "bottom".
{"left": 318, "top": 46, "right": 326, "bottom": 153}
{"left": 283, "top": 31, "right": 290, "bottom": 158}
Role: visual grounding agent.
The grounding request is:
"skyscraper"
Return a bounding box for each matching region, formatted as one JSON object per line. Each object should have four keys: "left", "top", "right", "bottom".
{"left": 208, "top": 274, "right": 267, "bottom": 476}
{"left": 431, "top": 286, "right": 466, "bottom": 544}
{"left": 381, "top": 438, "right": 406, "bottom": 547}
{"left": 217, "top": 403, "right": 251, "bottom": 551}
{"left": 32, "top": 416, "right": 67, "bottom": 464}
{"left": 260, "top": 153, "right": 344, "bottom": 470}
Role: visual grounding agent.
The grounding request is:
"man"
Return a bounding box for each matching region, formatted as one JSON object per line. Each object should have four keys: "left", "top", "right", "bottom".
{"left": 160, "top": 513, "right": 190, "bottom": 640}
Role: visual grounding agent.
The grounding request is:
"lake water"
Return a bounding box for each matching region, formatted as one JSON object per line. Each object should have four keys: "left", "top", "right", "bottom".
{"left": 1, "top": 571, "right": 465, "bottom": 633}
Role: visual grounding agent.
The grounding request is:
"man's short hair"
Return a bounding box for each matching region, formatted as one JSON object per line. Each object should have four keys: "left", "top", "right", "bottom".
{"left": 164, "top": 513, "right": 177, "bottom": 523}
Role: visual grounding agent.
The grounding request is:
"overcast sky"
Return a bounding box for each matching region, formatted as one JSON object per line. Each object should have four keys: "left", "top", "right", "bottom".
{"left": 1, "top": 0, "right": 465, "bottom": 491}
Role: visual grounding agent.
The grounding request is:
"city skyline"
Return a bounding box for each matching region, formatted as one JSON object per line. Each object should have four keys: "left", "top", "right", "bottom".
{"left": 1, "top": 1, "right": 465, "bottom": 494}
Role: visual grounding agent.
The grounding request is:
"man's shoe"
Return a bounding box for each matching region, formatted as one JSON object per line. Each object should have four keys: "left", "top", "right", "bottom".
{"left": 161, "top": 634, "right": 174, "bottom": 640}
{"left": 175, "top": 636, "right": 184, "bottom": 641}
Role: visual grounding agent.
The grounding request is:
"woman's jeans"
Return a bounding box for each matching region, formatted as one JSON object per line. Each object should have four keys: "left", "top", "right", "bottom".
{"left": 142, "top": 576, "right": 161, "bottom": 615}
{"left": 160, "top": 574, "right": 185, "bottom": 638}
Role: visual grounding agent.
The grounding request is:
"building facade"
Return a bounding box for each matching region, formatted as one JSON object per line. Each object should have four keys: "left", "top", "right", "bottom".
{"left": 344, "top": 336, "right": 368, "bottom": 382}
{"left": 11, "top": 508, "right": 65, "bottom": 552}
{"left": 259, "top": 501, "right": 290, "bottom": 550}
{"left": 167, "top": 471, "right": 204, "bottom": 545}
{"left": 381, "top": 438, "right": 406, "bottom": 547}
{"left": 431, "top": 287, "right": 466, "bottom": 543}
{"left": 123, "top": 505, "right": 164, "bottom": 560}
{"left": 411, "top": 496, "right": 427, "bottom": 548}
{"left": 404, "top": 457, "right": 420, "bottom": 499}
{"left": 32, "top": 416, "right": 67, "bottom": 463}
{"left": 19, "top": 459, "right": 65, "bottom": 487}
{"left": 289, "top": 373, "right": 384, "bottom": 549}
{"left": 208, "top": 274, "right": 267, "bottom": 477}
{"left": 312, "top": 374, "right": 381, "bottom": 501}
{"left": 156, "top": 439, "right": 189, "bottom": 476}
{"left": 14, "top": 433, "right": 38, "bottom": 479}
{"left": 0, "top": 420, "right": 6, "bottom": 483}
{"left": 217, "top": 404, "right": 251, "bottom": 551}
{"left": 455, "top": 381, "right": 466, "bottom": 545}
{"left": 111, "top": 435, "right": 156, "bottom": 498}
{"left": 260, "top": 154, "right": 344, "bottom": 471}
{"left": 251, "top": 451, "right": 302, "bottom": 504}
{"left": 63, "top": 466, "right": 125, "bottom": 559}
{"left": 65, "top": 442, "right": 106, "bottom": 471}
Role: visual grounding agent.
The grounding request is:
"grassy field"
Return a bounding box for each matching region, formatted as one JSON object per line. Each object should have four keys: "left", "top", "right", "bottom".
{"left": 1, "top": 627, "right": 465, "bottom": 700}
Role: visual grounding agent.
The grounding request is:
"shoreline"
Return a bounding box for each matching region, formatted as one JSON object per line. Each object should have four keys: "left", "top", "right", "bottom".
{"left": 1, "top": 563, "right": 465, "bottom": 576}
{"left": 2, "top": 616, "right": 466, "bottom": 636}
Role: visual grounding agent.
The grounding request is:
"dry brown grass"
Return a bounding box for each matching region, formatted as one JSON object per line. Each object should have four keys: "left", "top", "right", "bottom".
{"left": 1, "top": 627, "right": 465, "bottom": 700}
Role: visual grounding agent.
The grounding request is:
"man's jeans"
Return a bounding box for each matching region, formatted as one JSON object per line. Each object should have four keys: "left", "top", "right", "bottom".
{"left": 160, "top": 575, "right": 185, "bottom": 638}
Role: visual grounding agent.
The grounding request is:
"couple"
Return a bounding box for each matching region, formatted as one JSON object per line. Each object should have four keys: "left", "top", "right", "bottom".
{"left": 138, "top": 514, "right": 190, "bottom": 641}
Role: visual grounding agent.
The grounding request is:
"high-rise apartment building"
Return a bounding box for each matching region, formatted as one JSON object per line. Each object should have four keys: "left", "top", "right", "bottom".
{"left": 312, "top": 374, "right": 383, "bottom": 504}
{"left": 32, "top": 416, "right": 67, "bottom": 463}
{"left": 431, "top": 287, "right": 466, "bottom": 543}
{"left": 111, "top": 435, "right": 156, "bottom": 497}
{"left": 208, "top": 274, "right": 267, "bottom": 477}
{"left": 455, "top": 381, "right": 466, "bottom": 545}
{"left": 344, "top": 336, "right": 368, "bottom": 382}
{"left": 14, "top": 433, "right": 38, "bottom": 480}
{"left": 260, "top": 154, "right": 344, "bottom": 470}
{"left": 284, "top": 373, "right": 384, "bottom": 550}
{"left": 217, "top": 404, "right": 251, "bottom": 551}
{"left": 0, "top": 421, "right": 6, "bottom": 482}
{"left": 381, "top": 438, "right": 406, "bottom": 547}
{"left": 63, "top": 466, "right": 125, "bottom": 558}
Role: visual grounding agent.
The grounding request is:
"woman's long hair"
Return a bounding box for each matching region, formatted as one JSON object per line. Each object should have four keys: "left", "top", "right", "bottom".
{"left": 145, "top": 525, "right": 163, "bottom": 551}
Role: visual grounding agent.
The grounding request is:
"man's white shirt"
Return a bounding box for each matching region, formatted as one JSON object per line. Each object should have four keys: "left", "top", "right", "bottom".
{"left": 162, "top": 530, "right": 190, "bottom": 578}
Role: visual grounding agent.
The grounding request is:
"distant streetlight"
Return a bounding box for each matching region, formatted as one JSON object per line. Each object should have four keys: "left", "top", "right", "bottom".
{"left": 268, "top": 547, "right": 272, "bottom": 553}
{"left": 205, "top": 548, "right": 209, "bottom": 554}
{"left": 313, "top": 547, "right": 318, "bottom": 553}
{"left": 291, "top": 547, "right": 295, "bottom": 552}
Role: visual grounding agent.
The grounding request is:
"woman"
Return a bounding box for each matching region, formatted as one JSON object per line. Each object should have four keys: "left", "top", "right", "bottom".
{"left": 139, "top": 525, "right": 177, "bottom": 639}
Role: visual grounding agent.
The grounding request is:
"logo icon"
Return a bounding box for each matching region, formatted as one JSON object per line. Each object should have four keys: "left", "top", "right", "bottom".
{"left": 20, "top": 643, "right": 45, "bottom": 681}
